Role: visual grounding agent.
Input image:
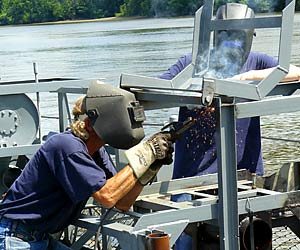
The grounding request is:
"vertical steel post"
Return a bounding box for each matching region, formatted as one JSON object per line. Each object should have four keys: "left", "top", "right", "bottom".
{"left": 33, "top": 62, "right": 41, "bottom": 143}
{"left": 215, "top": 97, "right": 239, "bottom": 250}
{"left": 58, "top": 93, "right": 70, "bottom": 132}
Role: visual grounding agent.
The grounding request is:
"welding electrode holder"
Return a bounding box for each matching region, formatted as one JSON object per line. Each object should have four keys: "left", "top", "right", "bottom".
{"left": 160, "top": 117, "right": 196, "bottom": 143}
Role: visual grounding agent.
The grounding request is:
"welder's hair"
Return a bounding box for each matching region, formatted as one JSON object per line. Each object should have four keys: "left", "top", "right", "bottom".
{"left": 70, "top": 96, "right": 89, "bottom": 141}
{"left": 72, "top": 95, "right": 85, "bottom": 119}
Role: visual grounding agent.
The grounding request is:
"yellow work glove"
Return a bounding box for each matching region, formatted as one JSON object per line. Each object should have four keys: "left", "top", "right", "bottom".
{"left": 125, "top": 132, "right": 172, "bottom": 179}
{"left": 138, "top": 145, "right": 174, "bottom": 185}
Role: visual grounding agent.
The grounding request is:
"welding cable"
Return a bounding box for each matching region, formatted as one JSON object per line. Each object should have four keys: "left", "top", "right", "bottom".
{"left": 94, "top": 207, "right": 114, "bottom": 250}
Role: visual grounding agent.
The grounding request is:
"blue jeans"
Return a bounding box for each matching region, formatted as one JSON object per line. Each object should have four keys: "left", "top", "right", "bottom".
{"left": 0, "top": 217, "right": 70, "bottom": 250}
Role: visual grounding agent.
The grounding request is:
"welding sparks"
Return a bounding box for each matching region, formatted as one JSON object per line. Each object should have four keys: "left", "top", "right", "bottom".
{"left": 183, "top": 107, "right": 217, "bottom": 161}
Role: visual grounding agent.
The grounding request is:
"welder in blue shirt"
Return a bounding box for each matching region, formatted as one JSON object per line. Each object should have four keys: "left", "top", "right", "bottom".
{"left": 160, "top": 3, "right": 300, "bottom": 249}
{"left": 0, "top": 82, "right": 173, "bottom": 250}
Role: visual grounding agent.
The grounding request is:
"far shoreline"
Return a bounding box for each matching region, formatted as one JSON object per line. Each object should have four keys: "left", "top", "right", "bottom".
{"left": 1, "top": 11, "right": 298, "bottom": 27}
{"left": 33, "top": 16, "right": 146, "bottom": 25}
{"left": 1, "top": 15, "right": 193, "bottom": 27}
{"left": 15, "top": 16, "right": 154, "bottom": 27}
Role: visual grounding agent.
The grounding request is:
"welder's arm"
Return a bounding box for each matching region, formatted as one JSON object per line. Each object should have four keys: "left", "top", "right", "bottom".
{"left": 92, "top": 133, "right": 172, "bottom": 210}
{"left": 92, "top": 165, "right": 142, "bottom": 210}
{"left": 232, "top": 64, "right": 300, "bottom": 82}
{"left": 115, "top": 178, "right": 144, "bottom": 211}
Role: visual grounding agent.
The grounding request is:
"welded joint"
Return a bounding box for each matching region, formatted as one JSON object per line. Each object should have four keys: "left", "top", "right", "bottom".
{"left": 255, "top": 85, "right": 262, "bottom": 100}
{"left": 201, "top": 78, "right": 216, "bottom": 106}
{"left": 255, "top": 65, "right": 289, "bottom": 100}
{"left": 277, "top": 65, "right": 289, "bottom": 74}
{"left": 245, "top": 198, "right": 253, "bottom": 215}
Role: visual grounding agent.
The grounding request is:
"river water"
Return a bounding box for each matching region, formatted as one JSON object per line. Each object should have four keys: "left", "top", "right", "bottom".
{"left": 0, "top": 13, "right": 299, "bottom": 174}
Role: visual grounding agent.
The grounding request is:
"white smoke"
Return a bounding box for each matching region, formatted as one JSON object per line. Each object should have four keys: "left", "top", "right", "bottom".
{"left": 150, "top": 0, "right": 169, "bottom": 17}
{"left": 248, "top": 0, "right": 284, "bottom": 13}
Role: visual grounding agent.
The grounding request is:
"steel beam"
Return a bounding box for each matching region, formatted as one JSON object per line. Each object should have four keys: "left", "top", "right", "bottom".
{"left": 236, "top": 95, "right": 300, "bottom": 119}
{"left": 58, "top": 93, "right": 71, "bottom": 132}
{"left": 131, "top": 190, "right": 300, "bottom": 231}
{"left": 0, "top": 79, "right": 91, "bottom": 95}
{"left": 215, "top": 97, "right": 239, "bottom": 250}
{"left": 139, "top": 170, "right": 251, "bottom": 196}
{"left": 211, "top": 16, "right": 282, "bottom": 30}
{"left": 0, "top": 144, "right": 40, "bottom": 157}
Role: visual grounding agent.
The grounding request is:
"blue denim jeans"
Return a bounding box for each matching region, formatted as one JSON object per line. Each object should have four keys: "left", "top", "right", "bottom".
{"left": 0, "top": 217, "right": 70, "bottom": 250}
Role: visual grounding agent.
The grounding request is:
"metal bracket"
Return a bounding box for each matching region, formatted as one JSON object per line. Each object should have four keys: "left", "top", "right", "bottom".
{"left": 201, "top": 78, "right": 216, "bottom": 106}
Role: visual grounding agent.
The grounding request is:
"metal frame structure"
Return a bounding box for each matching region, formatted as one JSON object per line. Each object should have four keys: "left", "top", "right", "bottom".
{"left": 120, "top": 0, "right": 295, "bottom": 104}
{"left": 0, "top": 79, "right": 93, "bottom": 197}
{"left": 72, "top": 170, "right": 299, "bottom": 250}
{"left": 0, "top": 77, "right": 298, "bottom": 250}
{"left": 0, "top": 78, "right": 89, "bottom": 158}
{"left": 0, "top": 0, "right": 299, "bottom": 249}
{"left": 106, "top": 0, "right": 299, "bottom": 249}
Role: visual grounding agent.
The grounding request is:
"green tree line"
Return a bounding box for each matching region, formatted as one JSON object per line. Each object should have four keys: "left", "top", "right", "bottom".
{"left": 0, "top": 0, "right": 299, "bottom": 25}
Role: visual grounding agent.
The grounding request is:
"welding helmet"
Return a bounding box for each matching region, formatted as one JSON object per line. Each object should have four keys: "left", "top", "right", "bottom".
{"left": 83, "top": 81, "right": 145, "bottom": 149}
{"left": 211, "top": 3, "right": 255, "bottom": 77}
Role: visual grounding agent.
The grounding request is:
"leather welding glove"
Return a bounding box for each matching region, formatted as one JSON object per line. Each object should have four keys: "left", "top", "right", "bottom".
{"left": 125, "top": 132, "right": 172, "bottom": 179}
{"left": 138, "top": 145, "right": 174, "bottom": 186}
